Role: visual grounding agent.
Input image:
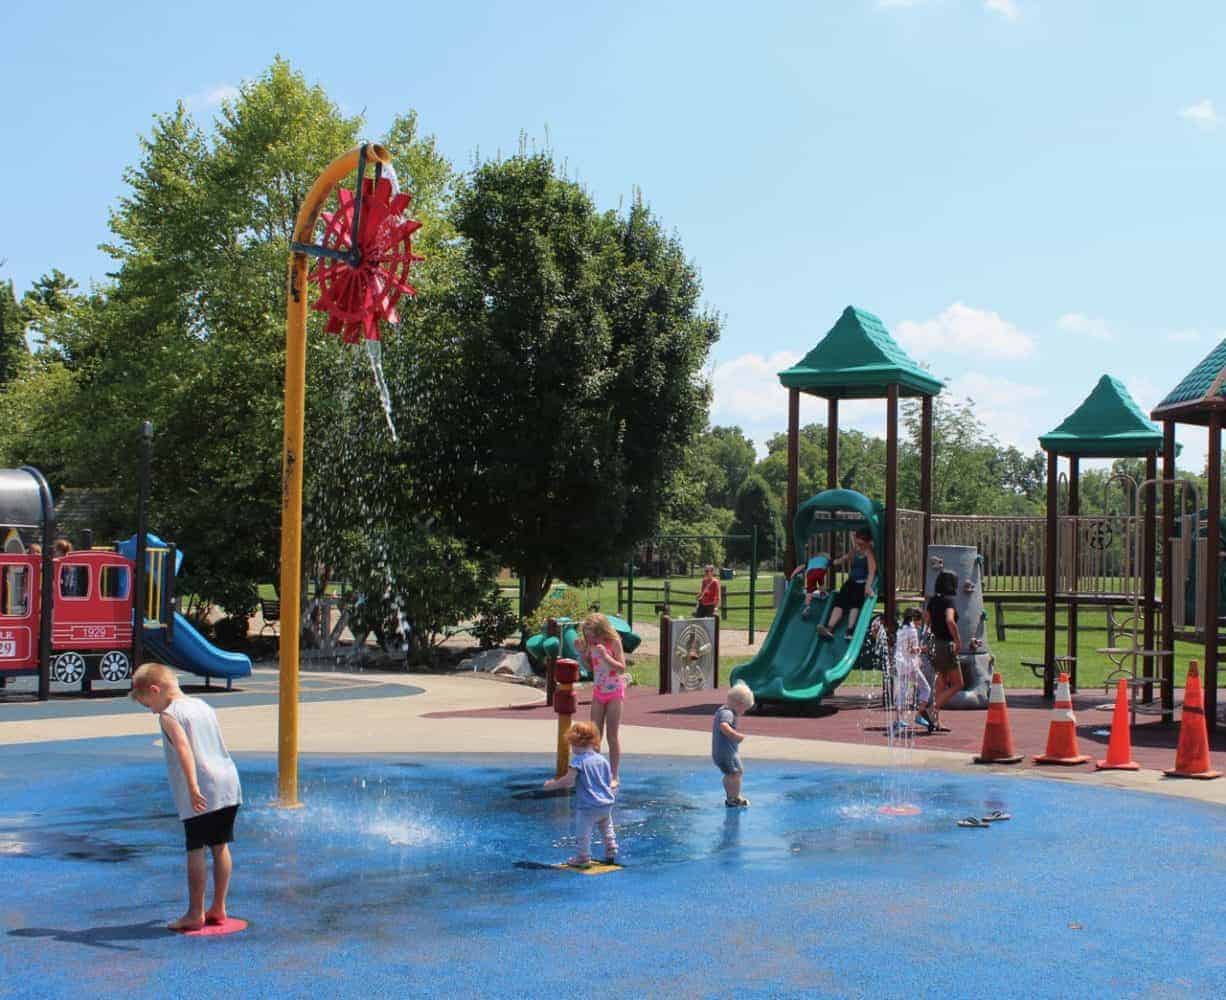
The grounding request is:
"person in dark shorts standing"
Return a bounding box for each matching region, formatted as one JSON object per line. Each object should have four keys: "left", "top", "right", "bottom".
{"left": 818, "top": 530, "right": 877, "bottom": 639}
{"left": 924, "top": 570, "right": 963, "bottom": 730}
{"left": 132, "top": 662, "right": 242, "bottom": 931}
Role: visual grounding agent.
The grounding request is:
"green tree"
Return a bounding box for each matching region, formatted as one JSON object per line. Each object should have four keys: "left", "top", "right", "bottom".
{"left": 700, "top": 425, "right": 756, "bottom": 508}
{"left": 0, "top": 280, "right": 28, "bottom": 386}
{"left": 728, "top": 474, "right": 781, "bottom": 565}
{"left": 406, "top": 153, "right": 719, "bottom": 615}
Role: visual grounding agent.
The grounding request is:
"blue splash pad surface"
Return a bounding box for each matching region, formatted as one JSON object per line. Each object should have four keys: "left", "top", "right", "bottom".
{"left": 1, "top": 739, "right": 1224, "bottom": 999}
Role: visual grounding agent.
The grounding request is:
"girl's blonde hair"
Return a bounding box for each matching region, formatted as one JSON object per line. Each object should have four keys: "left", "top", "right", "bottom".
{"left": 727, "top": 681, "right": 755, "bottom": 711}
{"left": 566, "top": 721, "right": 600, "bottom": 748}
{"left": 131, "top": 661, "right": 179, "bottom": 696}
{"left": 581, "top": 613, "right": 618, "bottom": 645}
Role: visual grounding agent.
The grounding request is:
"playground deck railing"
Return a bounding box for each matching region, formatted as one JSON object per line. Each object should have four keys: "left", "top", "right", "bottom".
{"left": 897, "top": 509, "right": 1159, "bottom": 599}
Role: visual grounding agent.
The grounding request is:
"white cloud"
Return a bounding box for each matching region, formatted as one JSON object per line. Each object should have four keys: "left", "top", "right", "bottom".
{"left": 1179, "top": 99, "right": 1218, "bottom": 130}
{"left": 1123, "top": 376, "right": 1163, "bottom": 416}
{"left": 946, "top": 371, "right": 1044, "bottom": 448}
{"left": 186, "top": 83, "right": 239, "bottom": 110}
{"left": 1056, "top": 313, "right": 1113, "bottom": 341}
{"left": 709, "top": 351, "right": 883, "bottom": 457}
{"left": 895, "top": 302, "right": 1034, "bottom": 360}
{"left": 984, "top": 0, "right": 1020, "bottom": 21}
{"left": 710, "top": 351, "right": 801, "bottom": 427}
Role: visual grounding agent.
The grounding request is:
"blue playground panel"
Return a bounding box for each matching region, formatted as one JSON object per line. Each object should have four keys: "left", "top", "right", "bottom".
{"left": 1, "top": 740, "right": 1223, "bottom": 998}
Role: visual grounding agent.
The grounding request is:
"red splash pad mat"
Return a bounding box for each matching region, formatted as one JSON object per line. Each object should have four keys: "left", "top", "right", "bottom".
{"left": 176, "top": 917, "right": 248, "bottom": 937}
{"left": 878, "top": 804, "right": 921, "bottom": 816}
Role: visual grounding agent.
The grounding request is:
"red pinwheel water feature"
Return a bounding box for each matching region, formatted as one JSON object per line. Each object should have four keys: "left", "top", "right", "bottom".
{"left": 309, "top": 176, "right": 423, "bottom": 342}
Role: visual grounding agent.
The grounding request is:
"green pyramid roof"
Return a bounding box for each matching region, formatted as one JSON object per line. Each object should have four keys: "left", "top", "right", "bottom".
{"left": 1039, "top": 375, "right": 1162, "bottom": 457}
{"left": 778, "top": 306, "right": 942, "bottom": 399}
{"left": 1151, "top": 338, "right": 1226, "bottom": 424}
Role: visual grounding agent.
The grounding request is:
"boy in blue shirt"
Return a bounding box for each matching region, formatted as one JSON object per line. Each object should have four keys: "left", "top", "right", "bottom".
{"left": 712, "top": 682, "right": 754, "bottom": 806}
{"left": 543, "top": 721, "right": 618, "bottom": 867}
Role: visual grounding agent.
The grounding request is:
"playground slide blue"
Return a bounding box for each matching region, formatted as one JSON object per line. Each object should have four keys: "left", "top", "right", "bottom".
{"left": 117, "top": 533, "right": 252, "bottom": 685}
{"left": 142, "top": 612, "right": 252, "bottom": 686}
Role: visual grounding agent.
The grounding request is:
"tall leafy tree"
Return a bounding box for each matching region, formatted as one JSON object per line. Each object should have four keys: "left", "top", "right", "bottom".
{"left": 700, "top": 425, "right": 756, "bottom": 509}
{"left": 407, "top": 152, "right": 719, "bottom": 615}
{"left": 728, "top": 473, "right": 782, "bottom": 565}
{"left": 0, "top": 279, "right": 28, "bottom": 387}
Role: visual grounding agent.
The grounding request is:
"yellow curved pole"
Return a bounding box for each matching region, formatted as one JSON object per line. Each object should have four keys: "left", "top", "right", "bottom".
{"left": 279, "top": 144, "right": 393, "bottom": 807}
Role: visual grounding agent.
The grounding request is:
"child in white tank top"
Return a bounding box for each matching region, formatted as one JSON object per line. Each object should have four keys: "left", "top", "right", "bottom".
{"left": 132, "top": 662, "right": 241, "bottom": 931}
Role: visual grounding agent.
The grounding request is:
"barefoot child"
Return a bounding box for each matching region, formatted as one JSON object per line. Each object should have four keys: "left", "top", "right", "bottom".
{"left": 576, "top": 613, "right": 628, "bottom": 787}
{"left": 790, "top": 551, "right": 831, "bottom": 619}
{"left": 542, "top": 721, "right": 618, "bottom": 868}
{"left": 712, "top": 682, "right": 754, "bottom": 807}
{"left": 132, "top": 662, "right": 241, "bottom": 930}
{"left": 896, "top": 608, "right": 934, "bottom": 732}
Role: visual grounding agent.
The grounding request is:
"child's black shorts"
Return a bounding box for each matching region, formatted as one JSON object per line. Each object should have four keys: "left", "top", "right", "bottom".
{"left": 183, "top": 804, "right": 239, "bottom": 852}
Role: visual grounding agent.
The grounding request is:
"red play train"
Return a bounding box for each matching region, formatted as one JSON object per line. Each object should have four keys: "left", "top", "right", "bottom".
{"left": 0, "top": 548, "right": 141, "bottom": 692}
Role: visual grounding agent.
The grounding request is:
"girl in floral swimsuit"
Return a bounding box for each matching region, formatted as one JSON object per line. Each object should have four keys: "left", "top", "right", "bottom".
{"left": 577, "top": 613, "right": 628, "bottom": 788}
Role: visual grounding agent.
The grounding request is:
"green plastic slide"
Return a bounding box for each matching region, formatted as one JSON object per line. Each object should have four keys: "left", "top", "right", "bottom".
{"left": 730, "top": 489, "right": 883, "bottom": 705}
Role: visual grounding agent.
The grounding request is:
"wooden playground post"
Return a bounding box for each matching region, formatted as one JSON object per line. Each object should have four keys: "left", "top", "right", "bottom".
{"left": 1207, "top": 413, "right": 1221, "bottom": 730}
{"left": 1044, "top": 450, "right": 1059, "bottom": 699}
{"left": 1142, "top": 452, "right": 1158, "bottom": 705}
{"left": 1162, "top": 421, "right": 1176, "bottom": 721}
{"left": 1067, "top": 455, "right": 1079, "bottom": 693}
{"left": 658, "top": 614, "right": 670, "bottom": 694}
{"left": 827, "top": 397, "right": 839, "bottom": 490}
{"left": 785, "top": 388, "right": 800, "bottom": 569}
{"left": 885, "top": 384, "right": 898, "bottom": 629}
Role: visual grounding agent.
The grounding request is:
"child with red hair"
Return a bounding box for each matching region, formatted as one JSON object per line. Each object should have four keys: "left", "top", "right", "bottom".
{"left": 543, "top": 721, "right": 618, "bottom": 868}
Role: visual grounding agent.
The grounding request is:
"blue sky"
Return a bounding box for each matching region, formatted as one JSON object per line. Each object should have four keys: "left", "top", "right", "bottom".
{"left": 3, "top": 0, "right": 1225, "bottom": 469}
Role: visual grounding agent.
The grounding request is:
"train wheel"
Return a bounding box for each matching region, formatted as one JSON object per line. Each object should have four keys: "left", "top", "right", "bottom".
{"left": 99, "top": 650, "right": 132, "bottom": 682}
{"left": 52, "top": 651, "right": 87, "bottom": 684}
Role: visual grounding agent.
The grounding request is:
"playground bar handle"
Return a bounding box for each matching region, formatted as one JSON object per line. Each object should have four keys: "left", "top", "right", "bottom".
{"left": 280, "top": 144, "right": 394, "bottom": 808}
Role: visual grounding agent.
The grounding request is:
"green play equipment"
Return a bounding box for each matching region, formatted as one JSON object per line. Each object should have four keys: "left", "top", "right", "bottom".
{"left": 730, "top": 489, "right": 883, "bottom": 704}
{"left": 524, "top": 613, "right": 641, "bottom": 678}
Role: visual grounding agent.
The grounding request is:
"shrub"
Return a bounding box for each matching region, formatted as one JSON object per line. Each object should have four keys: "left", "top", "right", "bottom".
{"left": 211, "top": 614, "right": 250, "bottom": 650}
{"left": 523, "top": 588, "right": 591, "bottom": 635}
{"left": 471, "top": 589, "right": 520, "bottom": 649}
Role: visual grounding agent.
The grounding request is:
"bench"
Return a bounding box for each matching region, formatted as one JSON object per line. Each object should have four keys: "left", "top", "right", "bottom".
{"left": 259, "top": 598, "right": 281, "bottom": 637}
{"left": 1022, "top": 654, "right": 1078, "bottom": 692}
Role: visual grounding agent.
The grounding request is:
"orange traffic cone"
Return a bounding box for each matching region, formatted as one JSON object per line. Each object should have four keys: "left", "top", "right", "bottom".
{"left": 1034, "top": 672, "right": 1090, "bottom": 766}
{"left": 973, "top": 673, "right": 1023, "bottom": 764}
{"left": 1095, "top": 679, "right": 1139, "bottom": 771}
{"left": 1164, "top": 662, "right": 1222, "bottom": 780}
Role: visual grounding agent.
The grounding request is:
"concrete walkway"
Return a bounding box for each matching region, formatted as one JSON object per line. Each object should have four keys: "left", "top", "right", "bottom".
{"left": 1, "top": 668, "right": 1223, "bottom": 806}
